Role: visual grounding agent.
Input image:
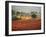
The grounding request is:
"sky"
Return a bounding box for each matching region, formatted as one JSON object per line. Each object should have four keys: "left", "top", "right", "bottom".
{"left": 12, "top": 5, "right": 41, "bottom": 16}
{"left": 12, "top": 6, "right": 41, "bottom": 13}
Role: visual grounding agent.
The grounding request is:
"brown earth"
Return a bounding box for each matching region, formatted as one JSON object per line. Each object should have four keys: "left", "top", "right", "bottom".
{"left": 12, "top": 19, "right": 41, "bottom": 31}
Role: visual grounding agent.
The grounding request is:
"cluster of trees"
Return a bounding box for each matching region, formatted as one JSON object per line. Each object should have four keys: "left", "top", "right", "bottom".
{"left": 12, "top": 10, "right": 21, "bottom": 20}
{"left": 12, "top": 10, "right": 39, "bottom": 20}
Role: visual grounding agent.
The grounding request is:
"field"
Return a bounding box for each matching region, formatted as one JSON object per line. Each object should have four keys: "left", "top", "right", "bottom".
{"left": 12, "top": 18, "right": 41, "bottom": 31}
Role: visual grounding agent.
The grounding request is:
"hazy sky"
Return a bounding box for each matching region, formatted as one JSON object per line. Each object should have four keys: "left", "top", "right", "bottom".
{"left": 12, "top": 5, "right": 41, "bottom": 13}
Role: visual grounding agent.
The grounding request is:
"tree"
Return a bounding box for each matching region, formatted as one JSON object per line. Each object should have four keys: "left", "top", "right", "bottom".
{"left": 12, "top": 10, "right": 15, "bottom": 16}
{"left": 16, "top": 11, "right": 20, "bottom": 16}
{"left": 15, "top": 11, "right": 21, "bottom": 20}
{"left": 12, "top": 10, "right": 16, "bottom": 20}
{"left": 31, "top": 11, "right": 37, "bottom": 18}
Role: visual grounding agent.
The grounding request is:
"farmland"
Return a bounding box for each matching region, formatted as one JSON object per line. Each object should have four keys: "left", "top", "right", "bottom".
{"left": 12, "top": 16, "right": 41, "bottom": 31}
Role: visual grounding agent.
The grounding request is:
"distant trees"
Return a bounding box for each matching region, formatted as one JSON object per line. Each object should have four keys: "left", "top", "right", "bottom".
{"left": 12, "top": 10, "right": 21, "bottom": 20}
{"left": 12, "top": 10, "right": 39, "bottom": 20}
{"left": 12, "top": 10, "right": 15, "bottom": 16}
{"left": 16, "top": 11, "right": 21, "bottom": 16}
{"left": 31, "top": 11, "right": 37, "bottom": 18}
{"left": 12, "top": 10, "right": 16, "bottom": 20}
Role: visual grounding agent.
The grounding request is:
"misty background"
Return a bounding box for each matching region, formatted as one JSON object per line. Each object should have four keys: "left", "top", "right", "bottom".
{"left": 12, "top": 5, "right": 41, "bottom": 16}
